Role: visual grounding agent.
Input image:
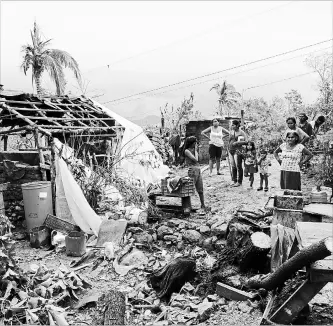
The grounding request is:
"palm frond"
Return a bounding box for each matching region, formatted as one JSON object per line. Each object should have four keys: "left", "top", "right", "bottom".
{"left": 43, "top": 55, "right": 66, "bottom": 95}
{"left": 210, "top": 83, "right": 220, "bottom": 92}
{"left": 49, "top": 49, "right": 82, "bottom": 86}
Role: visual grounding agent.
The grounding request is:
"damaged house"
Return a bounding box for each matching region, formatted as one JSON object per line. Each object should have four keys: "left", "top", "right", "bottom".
{"left": 0, "top": 91, "right": 169, "bottom": 234}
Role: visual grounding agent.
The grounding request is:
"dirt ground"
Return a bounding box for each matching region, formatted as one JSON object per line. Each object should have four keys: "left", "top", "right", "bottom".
{"left": 11, "top": 155, "right": 333, "bottom": 325}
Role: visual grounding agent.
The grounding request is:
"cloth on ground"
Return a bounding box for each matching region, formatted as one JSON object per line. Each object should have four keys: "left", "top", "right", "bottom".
{"left": 166, "top": 176, "right": 191, "bottom": 193}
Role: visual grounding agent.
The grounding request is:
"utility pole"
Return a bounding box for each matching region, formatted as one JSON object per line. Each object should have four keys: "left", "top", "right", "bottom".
{"left": 331, "top": 0, "right": 333, "bottom": 89}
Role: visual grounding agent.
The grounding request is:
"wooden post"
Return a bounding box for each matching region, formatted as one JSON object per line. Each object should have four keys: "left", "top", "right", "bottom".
{"left": 50, "top": 138, "right": 56, "bottom": 215}
{"left": 3, "top": 135, "right": 8, "bottom": 151}
{"left": 34, "top": 129, "right": 47, "bottom": 181}
{"left": 0, "top": 183, "right": 9, "bottom": 216}
{"left": 240, "top": 109, "right": 245, "bottom": 128}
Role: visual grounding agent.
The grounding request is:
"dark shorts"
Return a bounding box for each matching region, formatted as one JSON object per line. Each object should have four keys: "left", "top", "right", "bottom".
{"left": 188, "top": 166, "right": 203, "bottom": 194}
{"left": 209, "top": 144, "right": 222, "bottom": 160}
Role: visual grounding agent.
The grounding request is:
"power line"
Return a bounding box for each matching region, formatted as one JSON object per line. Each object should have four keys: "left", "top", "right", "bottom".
{"left": 125, "top": 70, "right": 318, "bottom": 120}
{"left": 102, "top": 39, "right": 332, "bottom": 105}
{"left": 83, "top": 1, "right": 295, "bottom": 74}
{"left": 244, "top": 71, "right": 316, "bottom": 91}
{"left": 113, "top": 47, "right": 332, "bottom": 109}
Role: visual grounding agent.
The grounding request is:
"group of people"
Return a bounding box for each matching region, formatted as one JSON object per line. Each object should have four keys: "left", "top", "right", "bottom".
{"left": 181, "top": 113, "right": 325, "bottom": 211}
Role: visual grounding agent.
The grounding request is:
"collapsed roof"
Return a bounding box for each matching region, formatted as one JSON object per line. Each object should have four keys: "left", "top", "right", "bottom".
{"left": 0, "top": 92, "right": 124, "bottom": 141}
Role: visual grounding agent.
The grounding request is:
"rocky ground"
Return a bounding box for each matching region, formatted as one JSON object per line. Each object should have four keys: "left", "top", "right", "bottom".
{"left": 7, "top": 155, "right": 333, "bottom": 325}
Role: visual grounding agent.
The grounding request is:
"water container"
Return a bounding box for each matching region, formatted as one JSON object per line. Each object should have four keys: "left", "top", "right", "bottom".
{"left": 65, "top": 231, "right": 88, "bottom": 257}
{"left": 21, "top": 181, "right": 53, "bottom": 231}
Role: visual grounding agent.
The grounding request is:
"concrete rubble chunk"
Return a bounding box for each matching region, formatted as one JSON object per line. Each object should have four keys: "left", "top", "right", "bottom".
{"left": 197, "top": 299, "right": 214, "bottom": 322}
{"left": 211, "top": 222, "right": 228, "bottom": 237}
{"left": 199, "top": 225, "right": 211, "bottom": 234}
{"left": 133, "top": 232, "right": 153, "bottom": 244}
{"left": 182, "top": 230, "right": 203, "bottom": 243}
{"left": 157, "top": 225, "right": 173, "bottom": 239}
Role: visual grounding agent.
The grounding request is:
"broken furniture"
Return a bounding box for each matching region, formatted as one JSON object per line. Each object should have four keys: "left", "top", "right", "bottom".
{"left": 150, "top": 178, "right": 195, "bottom": 216}
{"left": 269, "top": 222, "right": 333, "bottom": 324}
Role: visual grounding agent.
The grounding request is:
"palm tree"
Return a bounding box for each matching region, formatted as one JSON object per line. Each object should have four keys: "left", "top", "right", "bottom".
{"left": 21, "top": 21, "right": 82, "bottom": 96}
{"left": 210, "top": 81, "right": 241, "bottom": 117}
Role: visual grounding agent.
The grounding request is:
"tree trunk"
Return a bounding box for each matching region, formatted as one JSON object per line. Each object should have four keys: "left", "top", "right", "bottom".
{"left": 238, "top": 232, "right": 271, "bottom": 273}
{"left": 246, "top": 237, "right": 332, "bottom": 290}
{"left": 103, "top": 290, "right": 126, "bottom": 325}
{"left": 35, "top": 74, "right": 44, "bottom": 96}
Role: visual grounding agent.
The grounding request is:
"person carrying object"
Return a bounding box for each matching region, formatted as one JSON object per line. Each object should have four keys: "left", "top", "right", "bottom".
{"left": 228, "top": 120, "right": 247, "bottom": 187}
{"left": 183, "top": 136, "right": 206, "bottom": 211}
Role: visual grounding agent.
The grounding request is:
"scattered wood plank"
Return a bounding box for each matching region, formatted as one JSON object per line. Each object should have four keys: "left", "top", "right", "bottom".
{"left": 270, "top": 279, "right": 327, "bottom": 324}
{"left": 216, "top": 282, "right": 257, "bottom": 301}
{"left": 303, "top": 203, "right": 333, "bottom": 218}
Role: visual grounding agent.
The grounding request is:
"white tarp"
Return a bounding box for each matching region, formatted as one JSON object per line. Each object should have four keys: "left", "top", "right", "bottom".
{"left": 91, "top": 99, "right": 169, "bottom": 185}
{"left": 55, "top": 154, "right": 101, "bottom": 235}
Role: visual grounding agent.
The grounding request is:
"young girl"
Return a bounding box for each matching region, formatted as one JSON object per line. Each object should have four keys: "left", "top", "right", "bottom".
{"left": 184, "top": 136, "right": 206, "bottom": 211}
{"left": 257, "top": 149, "right": 271, "bottom": 192}
{"left": 241, "top": 141, "right": 257, "bottom": 189}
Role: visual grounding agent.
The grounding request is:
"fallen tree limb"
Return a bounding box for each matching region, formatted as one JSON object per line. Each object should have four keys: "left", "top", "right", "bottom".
{"left": 246, "top": 237, "right": 332, "bottom": 290}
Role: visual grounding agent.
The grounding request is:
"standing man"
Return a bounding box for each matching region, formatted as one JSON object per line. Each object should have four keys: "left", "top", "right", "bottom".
{"left": 309, "top": 115, "right": 326, "bottom": 137}
{"left": 298, "top": 113, "right": 313, "bottom": 141}
{"left": 228, "top": 120, "right": 247, "bottom": 187}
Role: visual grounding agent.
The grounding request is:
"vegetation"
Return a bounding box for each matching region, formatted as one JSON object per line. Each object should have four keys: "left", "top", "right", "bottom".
{"left": 210, "top": 81, "right": 242, "bottom": 117}
{"left": 160, "top": 93, "right": 202, "bottom": 133}
{"left": 21, "top": 21, "right": 82, "bottom": 96}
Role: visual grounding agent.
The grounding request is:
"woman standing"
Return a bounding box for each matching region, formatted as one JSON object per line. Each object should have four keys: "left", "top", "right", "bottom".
{"left": 184, "top": 136, "right": 206, "bottom": 210}
{"left": 284, "top": 117, "right": 309, "bottom": 145}
{"left": 274, "top": 131, "right": 313, "bottom": 190}
{"left": 201, "top": 118, "right": 229, "bottom": 176}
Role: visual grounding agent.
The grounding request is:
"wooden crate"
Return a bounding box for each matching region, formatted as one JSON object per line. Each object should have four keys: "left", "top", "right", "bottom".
{"left": 161, "top": 178, "right": 195, "bottom": 197}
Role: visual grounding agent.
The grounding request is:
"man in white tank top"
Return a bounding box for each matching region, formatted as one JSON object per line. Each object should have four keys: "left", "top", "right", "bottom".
{"left": 201, "top": 118, "right": 230, "bottom": 176}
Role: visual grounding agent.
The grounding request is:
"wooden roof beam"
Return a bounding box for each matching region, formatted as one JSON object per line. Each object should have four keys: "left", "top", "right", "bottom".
{"left": 0, "top": 102, "right": 51, "bottom": 137}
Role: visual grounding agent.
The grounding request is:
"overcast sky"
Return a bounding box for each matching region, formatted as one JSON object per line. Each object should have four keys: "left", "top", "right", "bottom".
{"left": 0, "top": 1, "right": 331, "bottom": 119}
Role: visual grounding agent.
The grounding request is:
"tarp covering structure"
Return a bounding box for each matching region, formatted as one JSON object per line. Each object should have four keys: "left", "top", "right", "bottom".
{"left": 92, "top": 99, "right": 170, "bottom": 186}
{"left": 54, "top": 139, "right": 102, "bottom": 235}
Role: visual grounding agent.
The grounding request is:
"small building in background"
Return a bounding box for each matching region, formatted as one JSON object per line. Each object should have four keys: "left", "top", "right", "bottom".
{"left": 185, "top": 115, "right": 252, "bottom": 164}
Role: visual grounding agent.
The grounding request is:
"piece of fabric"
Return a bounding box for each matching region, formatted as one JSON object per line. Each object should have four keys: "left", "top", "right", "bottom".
{"left": 229, "top": 151, "right": 243, "bottom": 183}
{"left": 279, "top": 143, "right": 304, "bottom": 172}
{"left": 280, "top": 170, "right": 301, "bottom": 191}
{"left": 258, "top": 157, "right": 271, "bottom": 174}
{"left": 209, "top": 126, "right": 224, "bottom": 147}
{"left": 299, "top": 121, "right": 313, "bottom": 138}
{"left": 92, "top": 99, "right": 170, "bottom": 185}
{"left": 270, "top": 223, "right": 302, "bottom": 271}
{"left": 244, "top": 163, "right": 257, "bottom": 174}
{"left": 228, "top": 130, "right": 247, "bottom": 154}
{"left": 188, "top": 166, "right": 203, "bottom": 194}
{"left": 259, "top": 173, "right": 268, "bottom": 188}
{"left": 55, "top": 155, "right": 102, "bottom": 236}
{"left": 185, "top": 147, "right": 200, "bottom": 167}
{"left": 209, "top": 144, "right": 222, "bottom": 159}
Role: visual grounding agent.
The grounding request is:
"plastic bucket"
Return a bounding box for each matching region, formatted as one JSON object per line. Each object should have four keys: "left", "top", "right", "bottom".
{"left": 29, "top": 225, "right": 51, "bottom": 249}
{"left": 65, "top": 231, "right": 88, "bottom": 257}
{"left": 21, "top": 181, "right": 53, "bottom": 231}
